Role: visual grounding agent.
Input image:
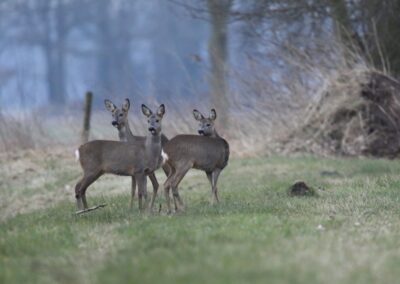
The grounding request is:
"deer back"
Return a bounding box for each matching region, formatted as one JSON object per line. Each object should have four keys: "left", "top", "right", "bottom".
{"left": 78, "top": 140, "right": 149, "bottom": 176}
{"left": 164, "top": 135, "right": 229, "bottom": 172}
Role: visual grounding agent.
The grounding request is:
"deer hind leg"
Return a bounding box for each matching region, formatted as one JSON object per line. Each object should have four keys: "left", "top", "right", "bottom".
{"left": 75, "top": 171, "right": 102, "bottom": 210}
{"left": 163, "top": 177, "right": 172, "bottom": 214}
{"left": 170, "top": 162, "right": 192, "bottom": 212}
{"left": 148, "top": 173, "right": 159, "bottom": 211}
{"left": 82, "top": 195, "right": 88, "bottom": 209}
{"left": 130, "top": 176, "right": 137, "bottom": 209}
{"left": 162, "top": 162, "right": 176, "bottom": 214}
{"left": 75, "top": 181, "right": 84, "bottom": 210}
{"left": 162, "top": 163, "right": 171, "bottom": 178}
{"left": 211, "top": 169, "right": 222, "bottom": 204}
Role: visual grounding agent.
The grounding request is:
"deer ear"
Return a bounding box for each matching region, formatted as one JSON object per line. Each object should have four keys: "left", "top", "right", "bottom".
{"left": 141, "top": 104, "right": 152, "bottom": 117}
{"left": 193, "top": 109, "right": 204, "bottom": 121}
{"left": 122, "top": 98, "right": 130, "bottom": 112}
{"left": 157, "top": 104, "right": 165, "bottom": 117}
{"left": 210, "top": 109, "right": 217, "bottom": 120}
{"left": 104, "top": 99, "right": 116, "bottom": 113}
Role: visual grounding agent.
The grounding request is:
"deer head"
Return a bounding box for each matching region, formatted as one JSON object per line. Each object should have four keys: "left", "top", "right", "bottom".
{"left": 193, "top": 109, "right": 217, "bottom": 136}
{"left": 104, "top": 98, "right": 130, "bottom": 130}
{"left": 142, "top": 104, "right": 165, "bottom": 136}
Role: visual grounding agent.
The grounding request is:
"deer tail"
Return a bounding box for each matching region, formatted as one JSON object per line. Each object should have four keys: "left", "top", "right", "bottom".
{"left": 75, "top": 149, "right": 80, "bottom": 162}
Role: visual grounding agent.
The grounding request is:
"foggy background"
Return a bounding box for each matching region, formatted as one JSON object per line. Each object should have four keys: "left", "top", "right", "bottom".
{"left": 1, "top": 0, "right": 399, "bottom": 155}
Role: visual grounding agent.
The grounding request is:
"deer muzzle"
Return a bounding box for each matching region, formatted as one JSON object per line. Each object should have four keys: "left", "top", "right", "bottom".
{"left": 149, "top": 127, "right": 156, "bottom": 135}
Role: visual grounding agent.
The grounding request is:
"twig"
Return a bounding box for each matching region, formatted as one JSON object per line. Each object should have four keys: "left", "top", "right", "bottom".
{"left": 75, "top": 204, "right": 107, "bottom": 215}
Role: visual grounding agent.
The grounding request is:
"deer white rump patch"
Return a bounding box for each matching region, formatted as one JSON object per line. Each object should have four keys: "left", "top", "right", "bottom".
{"left": 161, "top": 149, "right": 169, "bottom": 164}
{"left": 75, "top": 149, "right": 80, "bottom": 161}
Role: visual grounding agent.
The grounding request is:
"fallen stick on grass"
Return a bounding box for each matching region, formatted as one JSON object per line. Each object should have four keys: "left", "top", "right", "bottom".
{"left": 75, "top": 204, "right": 107, "bottom": 215}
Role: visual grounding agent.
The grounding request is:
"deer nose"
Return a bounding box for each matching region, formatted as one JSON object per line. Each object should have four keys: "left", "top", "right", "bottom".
{"left": 111, "top": 121, "right": 118, "bottom": 126}
{"left": 198, "top": 130, "right": 204, "bottom": 135}
{"left": 149, "top": 127, "right": 156, "bottom": 132}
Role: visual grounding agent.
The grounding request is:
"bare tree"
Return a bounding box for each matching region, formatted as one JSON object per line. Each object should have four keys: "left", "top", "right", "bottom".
{"left": 207, "top": 0, "right": 232, "bottom": 127}
{"left": 93, "top": 0, "right": 136, "bottom": 98}
{"left": 7, "top": 0, "right": 90, "bottom": 105}
{"left": 171, "top": 0, "right": 233, "bottom": 127}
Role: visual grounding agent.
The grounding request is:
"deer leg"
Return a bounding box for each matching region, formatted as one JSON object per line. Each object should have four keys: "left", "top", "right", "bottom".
{"left": 163, "top": 164, "right": 180, "bottom": 210}
{"left": 163, "top": 178, "right": 172, "bottom": 214}
{"left": 211, "top": 169, "right": 222, "bottom": 204}
{"left": 162, "top": 163, "right": 170, "bottom": 178}
{"left": 136, "top": 174, "right": 148, "bottom": 212}
{"left": 82, "top": 195, "right": 88, "bottom": 209}
{"left": 206, "top": 171, "right": 213, "bottom": 202}
{"left": 130, "top": 176, "right": 137, "bottom": 209}
{"left": 75, "top": 181, "right": 84, "bottom": 210}
{"left": 170, "top": 163, "right": 192, "bottom": 212}
{"left": 172, "top": 186, "right": 185, "bottom": 212}
{"left": 148, "top": 173, "right": 159, "bottom": 211}
{"left": 162, "top": 162, "right": 176, "bottom": 214}
{"left": 75, "top": 172, "right": 101, "bottom": 210}
{"left": 173, "top": 194, "right": 179, "bottom": 211}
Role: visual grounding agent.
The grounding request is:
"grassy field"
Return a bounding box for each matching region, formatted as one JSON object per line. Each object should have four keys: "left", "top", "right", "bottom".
{"left": 1, "top": 149, "right": 400, "bottom": 284}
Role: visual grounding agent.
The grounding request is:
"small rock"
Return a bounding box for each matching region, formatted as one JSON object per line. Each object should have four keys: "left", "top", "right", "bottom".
{"left": 317, "top": 224, "right": 325, "bottom": 231}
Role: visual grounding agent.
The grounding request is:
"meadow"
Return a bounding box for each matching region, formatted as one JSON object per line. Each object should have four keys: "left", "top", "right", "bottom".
{"left": 1, "top": 149, "right": 400, "bottom": 284}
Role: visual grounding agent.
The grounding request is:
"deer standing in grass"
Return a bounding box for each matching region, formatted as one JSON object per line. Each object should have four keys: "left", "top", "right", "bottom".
{"left": 104, "top": 98, "right": 169, "bottom": 209}
{"left": 75, "top": 104, "right": 166, "bottom": 212}
{"left": 160, "top": 109, "right": 229, "bottom": 213}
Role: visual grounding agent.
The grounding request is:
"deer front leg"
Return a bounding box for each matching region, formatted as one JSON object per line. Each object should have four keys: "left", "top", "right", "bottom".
{"left": 136, "top": 175, "right": 148, "bottom": 212}
{"left": 148, "top": 173, "right": 159, "bottom": 211}
{"left": 130, "top": 176, "right": 137, "bottom": 209}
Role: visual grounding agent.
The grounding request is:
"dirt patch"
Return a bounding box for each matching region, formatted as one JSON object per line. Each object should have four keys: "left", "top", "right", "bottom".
{"left": 280, "top": 71, "right": 400, "bottom": 158}
{"left": 288, "top": 181, "right": 316, "bottom": 197}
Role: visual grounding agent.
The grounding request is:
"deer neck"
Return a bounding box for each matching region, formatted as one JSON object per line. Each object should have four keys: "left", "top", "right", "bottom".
{"left": 210, "top": 129, "right": 221, "bottom": 139}
{"left": 145, "top": 133, "right": 162, "bottom": 171}
{"left": 118, "top": 120, "right": 134, "bottom": 142}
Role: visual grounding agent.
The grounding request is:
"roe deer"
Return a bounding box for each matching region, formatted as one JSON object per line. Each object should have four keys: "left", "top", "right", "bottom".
{"left": 104, "top": 98, "right": 169, "bottom": 209}
{"left": 161, "top": 109, "right": 229, "bottom": 213}
{"left": 75, "top": 104, "right": 165, "bottom": 212}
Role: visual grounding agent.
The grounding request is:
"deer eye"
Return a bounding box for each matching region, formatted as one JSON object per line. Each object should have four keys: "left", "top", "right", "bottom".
{"left": 156, "top": 119, "right": 159, "bottom": 123}
{"left": 119, "top": 113, "right": 123, "bottom": 117}
{"left": 206, "top": 124, "right": 211, "bottom": 127}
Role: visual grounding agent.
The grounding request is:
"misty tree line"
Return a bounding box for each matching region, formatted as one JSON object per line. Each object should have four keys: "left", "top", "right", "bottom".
{"left": 1, "top": 0, "right": 400, "bottom": 123}
{"left": 179, "top": 0, "right": 400, "bottom": 125}
{"left": 0, "top": 0, "right": 206, "bottom": 106}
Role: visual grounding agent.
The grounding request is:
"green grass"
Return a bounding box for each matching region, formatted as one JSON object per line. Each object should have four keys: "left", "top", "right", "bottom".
{"left": 2, "top": 155, "right": 400, "bottom": 284}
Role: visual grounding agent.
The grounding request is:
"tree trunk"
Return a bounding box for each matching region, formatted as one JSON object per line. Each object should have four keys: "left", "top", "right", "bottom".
{"left": 207, "top": 0, "right": 232, "bottom": 128}
{"left": 44, "top": 0, "right": 67, "bottom": 106}
{"left": 96, "top": 0, "right": 113, "bottom": 96}
{"left": 95, "top": 1, "right": 134, "bottom": 98}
